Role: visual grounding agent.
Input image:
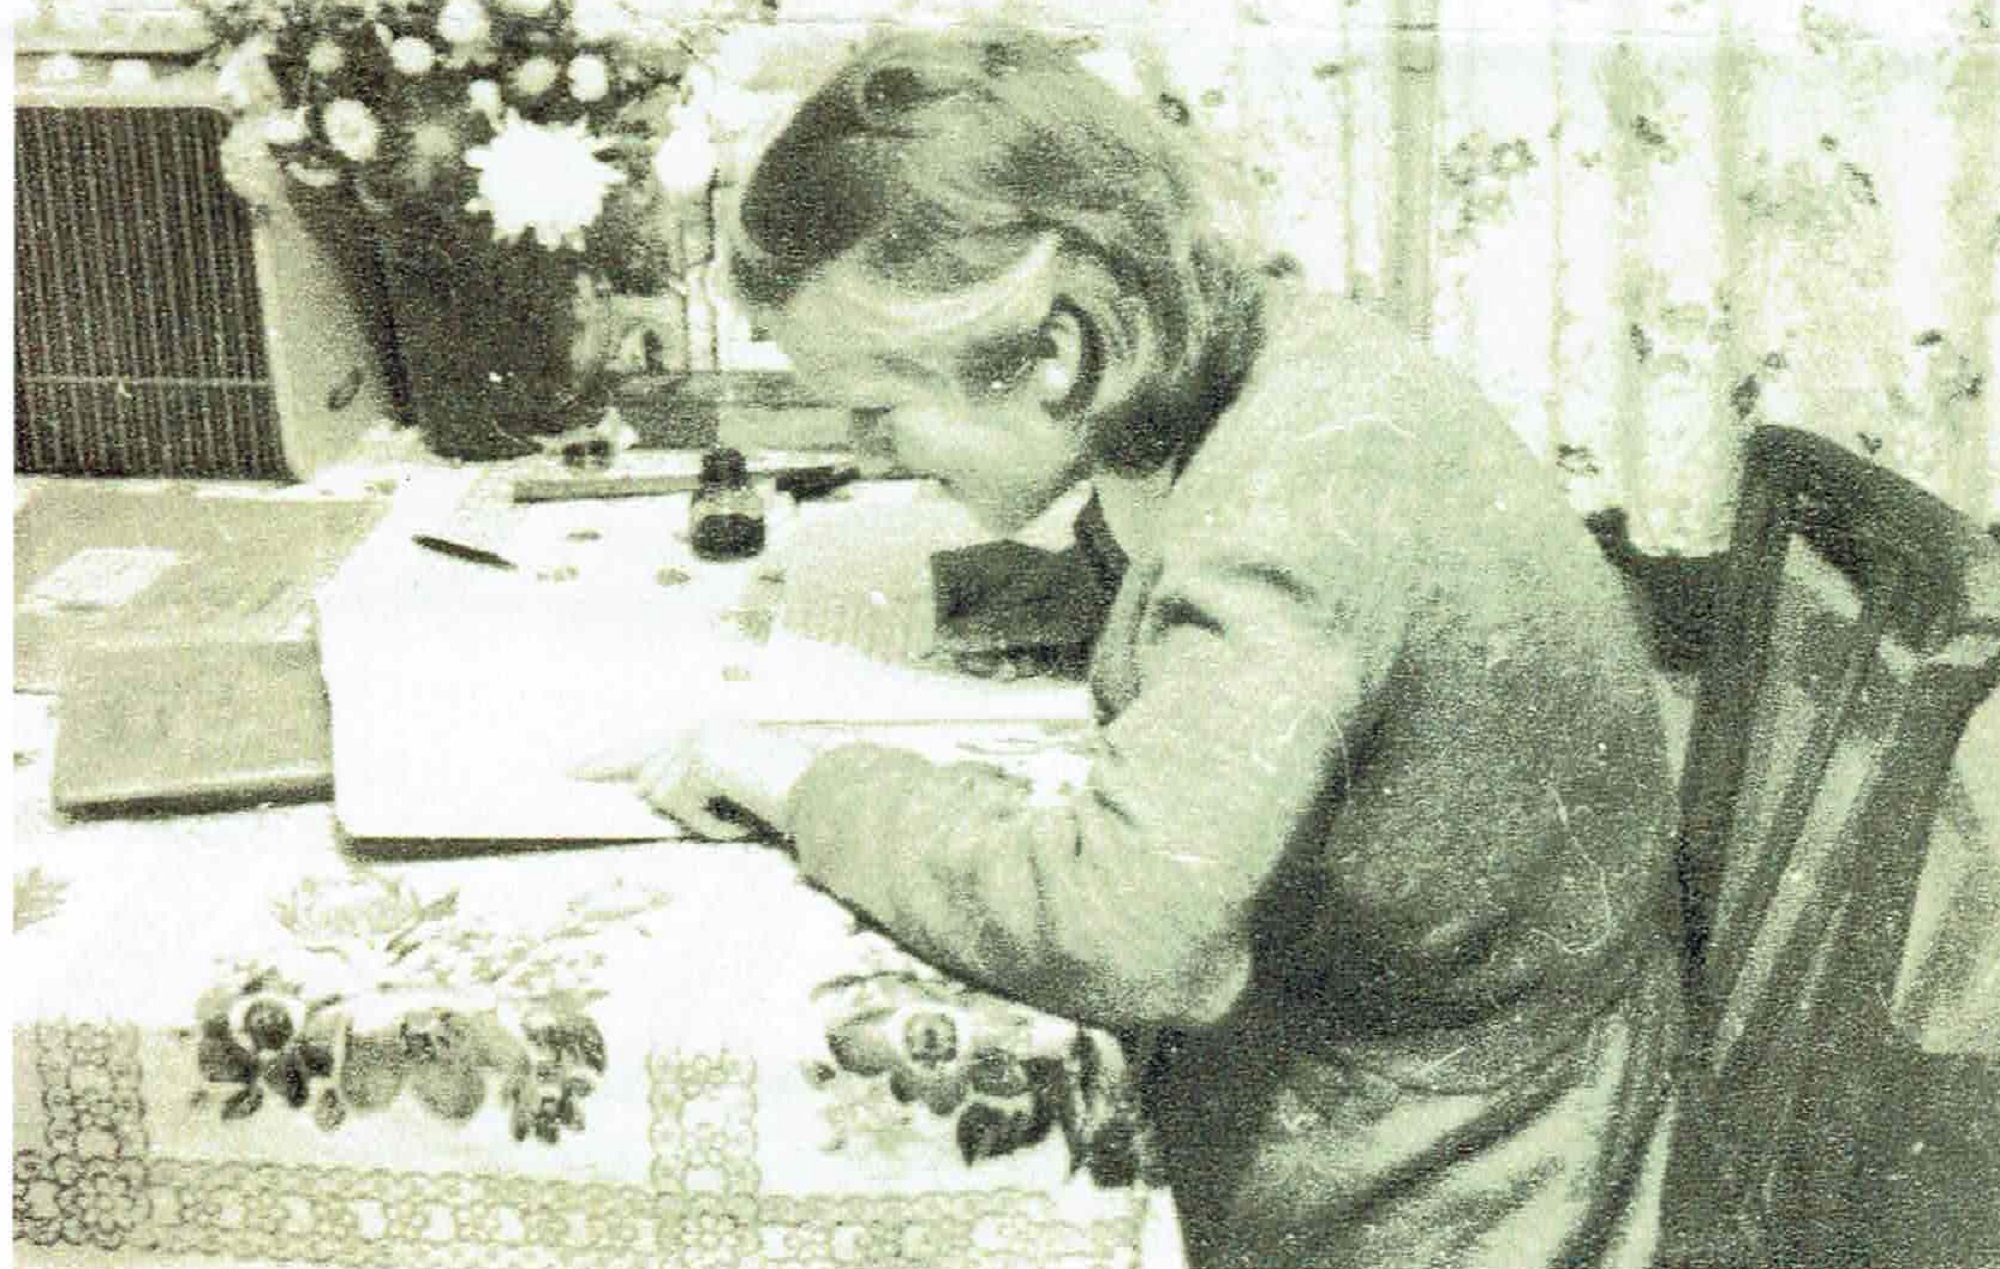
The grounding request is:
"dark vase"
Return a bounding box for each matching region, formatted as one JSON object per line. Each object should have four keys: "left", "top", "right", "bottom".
{"left": 376, "top": 219, "right": 609, "bottom": 461}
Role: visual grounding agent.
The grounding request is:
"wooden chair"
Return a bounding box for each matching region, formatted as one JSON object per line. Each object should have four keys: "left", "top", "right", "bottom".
{"left": 1596, "top": 426, "right": 2000, "bottom": 1267}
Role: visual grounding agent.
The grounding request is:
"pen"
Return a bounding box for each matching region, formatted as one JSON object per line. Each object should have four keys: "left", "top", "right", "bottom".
{"left": 412, "top": 534, "right": 518, "bottom": 570}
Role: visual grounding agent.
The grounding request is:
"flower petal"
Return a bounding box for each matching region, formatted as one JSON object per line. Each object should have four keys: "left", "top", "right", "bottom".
{"left": 339, "top": 1030, "right": 407, "bottom": 1110}
{"left": 409, "top": 1061, "right": 487, "bottom": 1122}
{"left": 221, "top": 1083, "right": 265, "bottom": 1121}
{"left": 197, "top": 1033, "right": 257, "bottom": 1085}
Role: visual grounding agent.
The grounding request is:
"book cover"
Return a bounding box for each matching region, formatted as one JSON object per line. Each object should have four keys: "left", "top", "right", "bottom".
{"left": 51, "top": 637, "right": 335, "bottom": 816}
{"left": 14, "top": 480, "right": 386, "bottom": 694}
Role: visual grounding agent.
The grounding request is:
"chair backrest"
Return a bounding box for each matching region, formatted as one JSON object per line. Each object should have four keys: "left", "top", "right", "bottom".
{"left": 1655, "top": 426, "right": 2000, "bottom": 1266}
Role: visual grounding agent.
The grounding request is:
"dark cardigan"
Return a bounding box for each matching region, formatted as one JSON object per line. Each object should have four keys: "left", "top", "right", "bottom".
{"left": 788, "top": 282, "right": 1685, "bottom": 1267}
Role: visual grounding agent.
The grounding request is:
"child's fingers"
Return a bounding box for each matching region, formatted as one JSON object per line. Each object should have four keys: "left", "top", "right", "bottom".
{"left": 644, "top": 769, "right": 756, "bottom": 840}
{"left": 671, "top": 798, "right": 758, "bottom": 842}
{"left": 571, "top": 732, "right": 760, "bottom": 841}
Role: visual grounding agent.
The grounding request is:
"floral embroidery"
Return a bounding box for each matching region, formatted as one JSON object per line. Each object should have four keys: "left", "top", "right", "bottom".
{"left": 811, "top": 971, "right": 1144, "bottom": 1186}
{"left": 14, "top": 867, "right": 69, "bottom": 931}
{"left": 1439, "top": 130, "right": 1540, "bottom": 252}
{"left": 186, "top": 870, "right": 665, "bottom": 1143}
{"left": 18, "top": 1019, "right": 1149, "bottom": 1265}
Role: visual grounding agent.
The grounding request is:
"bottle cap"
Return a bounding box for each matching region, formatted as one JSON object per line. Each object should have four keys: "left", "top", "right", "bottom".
{"left": 700, "top": 446, "right": 749, "bottom": 488}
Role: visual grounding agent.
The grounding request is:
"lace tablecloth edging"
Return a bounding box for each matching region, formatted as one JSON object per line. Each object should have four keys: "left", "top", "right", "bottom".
{"left": 15, "top": 1022, "right": 1151, "bottom": 1267}
{"left": 14, "top": 862, "right": 1156, "bottom": 1269}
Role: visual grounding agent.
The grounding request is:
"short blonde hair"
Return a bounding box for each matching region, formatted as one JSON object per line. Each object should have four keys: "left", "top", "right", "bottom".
{"left": 728, "top": 26, "right": 1266, "bottom": 474}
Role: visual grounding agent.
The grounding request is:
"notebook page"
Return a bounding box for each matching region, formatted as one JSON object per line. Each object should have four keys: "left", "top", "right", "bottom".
{"left": 319, "top": 480, "right": 1090, "bottom": 843}
{"left": 319, "top": 566, "right": 775, "bottom": 842}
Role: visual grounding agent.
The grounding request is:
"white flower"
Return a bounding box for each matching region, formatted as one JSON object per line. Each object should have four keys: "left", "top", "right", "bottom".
{"left": 568, "top": 54, "right": 609, "bottom": 103}
{"left": 389, "top": 36, "right": 436, "bottom": 76}
{"left": 509, "top": 54, "right": 559, "bottom": 99}
{"left": 321, "top": 98, "right": 382, "bottom": 163}
{"left": 467, "top": 78, "right": 503, "bottom": 120}
{"left": 216, "top": 36, "right": 280, "bottom": 109}
{"left": 494, "top": 0, "right": 552, "bottom": 13}
{"left": 306, "top": 38, "right": 345, "bottom": 76}
{"left": 651, "top": 112, "right": 717, "bottom": 199}
{"left": 262, "top": 106, "right": 311, "bottom": 146}
{"left": 464, "top": 111, "right": 626, "bottom": 250}
{"left": 219, "top": 117, "right": 285, "bottom": 209}
{"left": 435, "top": 0, "right": 491, "bottom": 46}
{"left": 567, "top": 0, "right": 631, "bottom": 42}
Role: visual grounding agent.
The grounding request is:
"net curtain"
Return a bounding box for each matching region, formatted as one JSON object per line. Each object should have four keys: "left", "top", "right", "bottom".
{"left": 710, "top": 0, "right": 1999, "bottom": 556}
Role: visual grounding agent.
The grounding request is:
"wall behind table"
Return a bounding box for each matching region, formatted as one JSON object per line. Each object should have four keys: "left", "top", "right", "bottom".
{"left": 701, "top": 0, "right": 1998, "bottom": 554}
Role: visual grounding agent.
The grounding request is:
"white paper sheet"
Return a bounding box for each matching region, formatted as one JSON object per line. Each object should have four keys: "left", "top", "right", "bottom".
{"left": 318, "top": 484, "right": 1091, "bottom": 843}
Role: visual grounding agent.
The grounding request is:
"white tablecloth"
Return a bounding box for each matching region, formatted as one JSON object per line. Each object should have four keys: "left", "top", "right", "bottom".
{"left": 12, "top": 459, "right": 1181, "bottom": 1269}
{"left": 12, "top": 690, "right": 1180, "bottom": 1268}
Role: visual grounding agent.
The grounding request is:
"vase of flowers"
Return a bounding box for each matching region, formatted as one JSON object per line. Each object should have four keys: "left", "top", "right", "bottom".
{"left": 202, "top": 0, "right": 769, "bottom": 460}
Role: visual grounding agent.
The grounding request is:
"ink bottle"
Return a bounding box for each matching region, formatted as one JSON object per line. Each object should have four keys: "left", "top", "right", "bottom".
{"left": 689, "top": 447, "right": 766, "bottom": 562}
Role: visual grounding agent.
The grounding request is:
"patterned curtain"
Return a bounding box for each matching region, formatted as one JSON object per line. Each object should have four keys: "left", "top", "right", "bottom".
{"left": 715, "top": 0, "right": 1999, "bottom": 553}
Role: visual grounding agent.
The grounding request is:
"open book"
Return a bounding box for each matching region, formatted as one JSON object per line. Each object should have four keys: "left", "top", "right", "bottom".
{"left": 318, "top": 483, "right": 1092, "bottom": 844}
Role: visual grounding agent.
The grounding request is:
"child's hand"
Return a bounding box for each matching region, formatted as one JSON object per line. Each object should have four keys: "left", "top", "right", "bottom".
{"left": 571, "top": 720, "right": 815, "bottom": 842}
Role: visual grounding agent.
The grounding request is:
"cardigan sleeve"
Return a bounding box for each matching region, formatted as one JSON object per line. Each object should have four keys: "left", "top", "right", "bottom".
{"left": 787, "top": 426, "right": 1419, "bottom": 1033}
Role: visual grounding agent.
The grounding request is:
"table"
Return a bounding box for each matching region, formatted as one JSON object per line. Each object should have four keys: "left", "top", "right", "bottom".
{"left": 19, "top": 454, "right": 1998, "bottom": 1269}
{"left": 11, "top": 458, "right": 1182, "bottom": 1269}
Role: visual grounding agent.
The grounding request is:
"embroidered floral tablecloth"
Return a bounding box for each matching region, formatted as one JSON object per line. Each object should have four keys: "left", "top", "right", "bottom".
{"left": 12, "top": 695, "right": 1173, "bottom": 1269}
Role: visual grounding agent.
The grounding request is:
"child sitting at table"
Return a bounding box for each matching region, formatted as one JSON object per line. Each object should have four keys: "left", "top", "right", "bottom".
{"left": 585, "top": 26, "right": 1686, "bottom": 1268}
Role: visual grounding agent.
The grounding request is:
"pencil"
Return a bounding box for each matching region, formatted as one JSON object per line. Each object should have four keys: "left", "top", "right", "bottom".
{"left": 411, "top": 535, "right": 518, "bottom": 570}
